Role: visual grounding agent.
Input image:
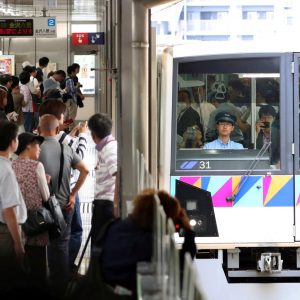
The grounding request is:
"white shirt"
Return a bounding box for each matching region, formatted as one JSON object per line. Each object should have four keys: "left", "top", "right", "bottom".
{"left": 0, "top": 156, "right": 27, "bottom": 223}
{"left": 94, "top": 135, "right": 117, "bottom": 201}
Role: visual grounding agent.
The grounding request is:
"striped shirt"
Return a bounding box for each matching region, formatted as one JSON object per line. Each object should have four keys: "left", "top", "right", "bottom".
{"left": 56, "top": 131, "right": 88, "bottom": 186}
{"left": 94, "top": 135, "right": 118, "bottom": 201}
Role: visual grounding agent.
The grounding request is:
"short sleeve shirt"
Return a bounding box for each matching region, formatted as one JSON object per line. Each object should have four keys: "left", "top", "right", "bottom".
{"left": 203, "top": 139, "right": 244, "bottom": 150}
{"left": 94, "top": 135, "right": 118, "bottom": 201}
{"left": 0, "top": 157, "right": 27, "bottom": 223}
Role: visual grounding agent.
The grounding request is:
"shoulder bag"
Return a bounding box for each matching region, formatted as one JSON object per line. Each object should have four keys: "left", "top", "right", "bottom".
{"left": 44, "top": 142, "right": 67, "bottom": 239}
{"left": 22, "top": 205, "right": 54, "bottom": 236}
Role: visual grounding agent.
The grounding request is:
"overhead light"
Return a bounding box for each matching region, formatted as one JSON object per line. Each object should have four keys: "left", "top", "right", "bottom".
{"left": 239, "top": 73, "right": 280, "bottom": 78}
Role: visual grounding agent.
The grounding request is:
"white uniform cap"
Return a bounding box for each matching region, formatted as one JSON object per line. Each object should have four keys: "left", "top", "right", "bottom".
{"left": 178, "top": 75, "right": 204, "bottom": 88}
{"left": 22, "top": 61, "right": 32, "bottom": 68}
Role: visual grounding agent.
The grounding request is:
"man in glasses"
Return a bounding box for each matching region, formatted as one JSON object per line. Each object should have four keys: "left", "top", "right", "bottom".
{"left": 203, "top": 112, "right": 244, "bottom": 149}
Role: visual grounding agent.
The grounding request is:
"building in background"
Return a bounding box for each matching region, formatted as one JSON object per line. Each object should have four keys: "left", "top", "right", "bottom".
{"left": 151, "top": 0, "right": 300, "bottom": 47}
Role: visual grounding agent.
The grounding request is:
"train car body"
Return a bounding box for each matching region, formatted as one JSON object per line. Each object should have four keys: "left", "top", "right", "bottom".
{"left": 158, "top": 43, "right": 300, "bottom": 287}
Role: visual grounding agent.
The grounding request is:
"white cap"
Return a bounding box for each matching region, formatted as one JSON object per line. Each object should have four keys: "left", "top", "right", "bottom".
{"left": 178, "top": 75, "right": 204, "bottom": 88}
{"left": 22, "top": 61, "right": 32, "bottom": 69}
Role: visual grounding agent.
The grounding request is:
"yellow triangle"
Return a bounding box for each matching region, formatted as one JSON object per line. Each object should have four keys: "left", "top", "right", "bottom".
{"left": 193, "top": 178, "right": 201, "bottom": 189}
{"left": 232, "top": 176, "right": 242, "bottom": 194}
{"left": 264, "top": 176, "right": 292, "bottom": 205}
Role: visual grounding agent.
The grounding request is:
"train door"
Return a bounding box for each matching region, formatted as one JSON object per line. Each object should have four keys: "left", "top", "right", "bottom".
{"left": 294, "top": 53, "right": 300, "bottom": 241}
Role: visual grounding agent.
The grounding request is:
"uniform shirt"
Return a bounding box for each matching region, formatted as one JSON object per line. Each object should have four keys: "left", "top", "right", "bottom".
{"left": 0, "top": 156, "right": 27, "bottom": 224}
{"left": 203, "top": 138, "right": 244, "bottom": 150}
{"left": 94, "top": 135, "right": 117, "bottom": 201}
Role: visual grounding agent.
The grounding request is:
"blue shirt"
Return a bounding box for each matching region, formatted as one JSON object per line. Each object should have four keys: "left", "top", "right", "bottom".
{"left": 204, "top": 138, "right": 244, "bottom": 150}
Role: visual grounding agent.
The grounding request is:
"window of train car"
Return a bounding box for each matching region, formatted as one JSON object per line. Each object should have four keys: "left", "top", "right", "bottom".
{"left": 176, "top": 57, "right": 280, "bottom": 171}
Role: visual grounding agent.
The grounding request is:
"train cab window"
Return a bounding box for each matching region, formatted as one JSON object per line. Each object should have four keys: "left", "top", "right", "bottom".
{"left": 175, "top": 57, "right": 281, "bottom": 171}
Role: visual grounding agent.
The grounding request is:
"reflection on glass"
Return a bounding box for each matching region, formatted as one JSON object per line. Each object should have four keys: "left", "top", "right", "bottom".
{"left": 176, "top": 67, "right": 280, "bottom": 170}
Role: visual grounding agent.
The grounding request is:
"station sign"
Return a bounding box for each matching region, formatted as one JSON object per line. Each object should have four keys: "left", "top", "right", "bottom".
{"left": 34, "top": 17, "right": 57, "bottom": 37}
{"left": 72, "top": 32, "right": 105, "bottom": 46}
{"left": 0, "top": 18, "right": 34, "bottom": 36}
{"left": 0, "top": 17, "right": 56, "bottom": 38}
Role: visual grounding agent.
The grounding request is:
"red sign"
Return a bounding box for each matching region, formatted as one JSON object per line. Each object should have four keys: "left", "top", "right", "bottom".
{"left": 72, "top": 33, "right": 88, "bottom": 45}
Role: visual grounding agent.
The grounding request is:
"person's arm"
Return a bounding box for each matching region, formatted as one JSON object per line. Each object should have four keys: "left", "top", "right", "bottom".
{"left": 113, "top": 173, "right": 119, "bottom": 217}
{"left": 3, "top": 207, "right": 25, "bottom": 263}
{"left": 65, "top": 160, "right": 89, "bottom": 212}
{"left": 36, "top": 162, "right": 50, "bottom": 202}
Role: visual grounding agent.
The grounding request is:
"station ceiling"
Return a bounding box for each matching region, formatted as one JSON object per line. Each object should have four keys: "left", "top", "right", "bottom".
{"left": 0, "top": 0, "right": 106, "bottom": 22}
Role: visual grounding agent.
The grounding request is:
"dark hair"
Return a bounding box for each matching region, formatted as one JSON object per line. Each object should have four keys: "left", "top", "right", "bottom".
{"left": 0, "top": 74, "right": 12, "bottom": 86}
{"left": 0, "top": 120, "right": 18, "bottom": 151}
{"left": 67, "top": 65, "right": 76, "bottom": 76}
{"left": 228, "top": 79, "right": 245, "bottom": 93}
{"left": 19, "top": 71, "right": 31, "bottom": 84}
{"left": 88, "top": 113, "right": 112, "bottom": 139}
{"left": 54, "top": 70, "right": 66, "bottom": 79}
{"left": 39, "top": 57, "right": 49, "bottom": 67}
{"left": 0, "top": 89, "right": 7, "bottom": 108}
{"left": 39, "top": 100, "right": 66, "bottom": 120}
{"left": 23, "top": 65, "right": 36, "bottom": 73}
{"left": 131, "top": 189, "right": 180, "bottom": 231}
{"left": 43, "top": 89, "right": 62, "bottom": 101}
{"left": 11, "top": 76, "right": 19, "bottom": 89}
{"left": 178, "top": 89, "right": 192, "bottom": 103}
{"left": 258, "top": 105, "right": 277, "bottom": 119}
{"left": 72, "top": 63, "right": 80, "bottom": 69}
{"left": 47, "top": 71, "right": 55, "bottom": 78}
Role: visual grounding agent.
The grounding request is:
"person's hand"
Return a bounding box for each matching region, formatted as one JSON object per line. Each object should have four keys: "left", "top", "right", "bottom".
{"left": 177, "top": 208, "right": 191, "bottom": 230}
{"left": 45, "top": 174, "right": 51, "bottom": 184}
{"left": 113, "top": 204, "right": 119, "bottom": 218}
{"left": 66, "top": 193, "right": 76, "bottom": 213}
{"left": 79, "top": 121, "right": 88, "bottom": 134}
{"left": 14, "top": 241, "right": 25, "bottom": 267}
{"left": 69, "top": 123, "right": 80, "bottom": 137}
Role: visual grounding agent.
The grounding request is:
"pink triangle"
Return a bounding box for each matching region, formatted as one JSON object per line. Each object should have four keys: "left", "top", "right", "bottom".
{"left": 212, "top": 178, "right": 233, "bottom": 207}
{"left": 297, "top": 194, "right": 300, "bottom": 206}
{"left": 179, "top": 176, "right": 200, "bottom": 187}
{"left": 263, "top": 176, "right": 271, "bottom": 203}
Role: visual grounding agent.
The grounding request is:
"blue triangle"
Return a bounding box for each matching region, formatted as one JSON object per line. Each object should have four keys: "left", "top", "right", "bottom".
{"left": 202, "top": 177, "right": 210, "bottom": 191}
{"left": 234, "top": 177, "right": 263, "bottom": 207}
{"left": 234, "top": 176, "right": 262, "bottom": 206}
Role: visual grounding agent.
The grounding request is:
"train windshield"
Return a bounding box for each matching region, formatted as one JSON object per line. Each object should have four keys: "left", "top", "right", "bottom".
{"left": 175, "top": 56, "right": 280, "bottom": 171}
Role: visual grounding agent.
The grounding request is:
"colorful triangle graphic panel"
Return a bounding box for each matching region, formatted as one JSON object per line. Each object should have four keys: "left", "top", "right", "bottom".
{"left": 264, "top": 176, "right": 292, "bottom": 206}
{"left": 201, "top": 177, "right": 210, "bottom": 191}
{"left": 179, "top": 176, "right": 200, "bottom": 186}
{"left": 234, "top": 176, "right": 263, "bottom": 207}
{"left": 234, "top": 177, "right": 263, "bottom": 207}
{"left": 207, "top": 176, "right": 231, "bottom": 197}
{"left": 170, "top": 176, "right": 179, "bottom": 197}
{"left": 265, "top": 177, "right": 293, "bottom": 207}
{"left": 295, "top": 176, "right": 300, "bottom": 206}
{"left": 212, "top": 178, "right": 233, "bottom": 207}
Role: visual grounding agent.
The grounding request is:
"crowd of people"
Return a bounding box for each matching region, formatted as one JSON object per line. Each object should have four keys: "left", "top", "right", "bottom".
{"left": 0, "top": 57, "right": 196, "bottom": 300}
{"left": 0, "top": 57, "right": 85, "bottom": 134}
{"left": 177, "top": 76, "right": 280, "bottom": 165}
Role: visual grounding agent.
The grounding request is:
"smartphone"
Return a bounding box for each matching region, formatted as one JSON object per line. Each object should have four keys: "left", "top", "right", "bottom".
{"left": 260, "top": 121, "right": 270, "bottom": 129}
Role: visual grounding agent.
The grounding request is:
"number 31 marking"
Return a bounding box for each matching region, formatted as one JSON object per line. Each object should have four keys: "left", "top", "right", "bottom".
{"left": 199, "top": 161, "right": 211, "bottom": 169}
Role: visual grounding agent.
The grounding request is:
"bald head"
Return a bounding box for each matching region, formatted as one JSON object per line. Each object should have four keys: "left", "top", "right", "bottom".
{"left": 38, "top": 114, "right": 60, "bottom": 136}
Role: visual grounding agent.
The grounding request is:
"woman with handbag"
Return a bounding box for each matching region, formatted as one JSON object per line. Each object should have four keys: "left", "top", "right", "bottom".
{"left": 12, "top": 132, "right": 50, "bottom": 291}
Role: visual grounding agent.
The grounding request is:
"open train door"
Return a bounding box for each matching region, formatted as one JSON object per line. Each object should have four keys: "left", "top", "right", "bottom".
{"left": 293, "top": 53, "right": 300, "bottom": 241}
